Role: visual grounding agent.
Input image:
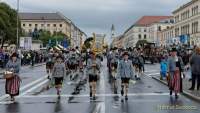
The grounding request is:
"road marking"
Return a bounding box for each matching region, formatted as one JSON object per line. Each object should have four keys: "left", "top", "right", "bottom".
{"left": 0, "top": 75, "right": 48, "bottom": 101}
{"left": 16, "top": 93, "right": 170, "bottom": 98}
{"left": 19, "top": 79, "right": 48, "bottom": 96}
{"left": 145, "top": 70, "right": 159, "bottom": 73}
{"left": 145, "top": 73, "right": 160, "bottom": 78}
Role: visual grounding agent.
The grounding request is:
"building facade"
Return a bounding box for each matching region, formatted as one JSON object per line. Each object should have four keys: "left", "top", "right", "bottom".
{"left": 173, "top": 0, "right": 200, "bottom": 46}
{"left": 111, "top": 35, "right": 124, "bottom": 48}
{"left": 19, "top": 12, "right": 87, "bottom": 48}
{"left": 158, "top": 26, "right": 175, "bottom": 47}
{"left": 123, "top": 16, "right": 172, "bottom": 48}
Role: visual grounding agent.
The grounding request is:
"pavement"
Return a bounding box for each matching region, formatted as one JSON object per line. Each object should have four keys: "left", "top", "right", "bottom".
{"left": 0, "top": 60, "right": 199, "bottom": 113}
{"left": 144, "top": 64, "right": 200, "bottom": 102}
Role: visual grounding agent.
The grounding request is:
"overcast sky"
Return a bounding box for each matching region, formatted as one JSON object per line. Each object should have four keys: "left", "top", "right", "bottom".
{"left": 2, "top": 0, "right": 190, "bottom": 38}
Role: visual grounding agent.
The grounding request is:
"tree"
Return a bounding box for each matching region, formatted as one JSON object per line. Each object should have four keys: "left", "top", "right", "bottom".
{"left": 38, "top": 30, "right": 70, "bottom": 47}
{"left": 0, "top": 2, "right": 21, "bottom": 48}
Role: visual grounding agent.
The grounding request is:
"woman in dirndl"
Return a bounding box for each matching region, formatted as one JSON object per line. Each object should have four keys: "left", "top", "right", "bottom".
{"left": 168, "top": 48, "right": 184, "bottom": 99}
{"left": 5, "top": 53, "right": 21, "bottom": 101}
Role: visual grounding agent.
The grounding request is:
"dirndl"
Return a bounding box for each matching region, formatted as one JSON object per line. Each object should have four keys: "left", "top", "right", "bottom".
{"left": 5, "top": 75, "right": 21, "bottom": 96}
{"left": 168, "top": 70, "right": 180, "bottom": 93}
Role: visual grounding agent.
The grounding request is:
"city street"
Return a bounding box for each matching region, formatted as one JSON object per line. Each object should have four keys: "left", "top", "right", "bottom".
{"left": 0, "top": 60, "right": 199, "bottom": 113}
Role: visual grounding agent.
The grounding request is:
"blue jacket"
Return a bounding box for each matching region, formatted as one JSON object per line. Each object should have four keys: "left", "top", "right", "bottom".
{"left": 117, "top": 59, "right": 134, "bottom": 79}
{"left": 160, "top": 60, "right": 167, "bottom": 72}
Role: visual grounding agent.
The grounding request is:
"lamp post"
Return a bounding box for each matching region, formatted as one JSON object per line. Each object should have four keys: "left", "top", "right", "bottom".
{"left": 16, "top": 0, "right": 19, "bottom": 49}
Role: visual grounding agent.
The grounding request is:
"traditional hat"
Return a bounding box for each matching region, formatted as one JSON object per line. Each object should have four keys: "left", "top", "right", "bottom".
{"left": 171, "top": 48, "right": 177, "bottom": 52}
{"left": 123, "top": 51, "right": 129, "bottom": 56}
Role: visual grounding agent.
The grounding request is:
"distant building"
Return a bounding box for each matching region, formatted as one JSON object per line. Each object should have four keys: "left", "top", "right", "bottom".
{"left": 158, "top": 26, "right": 175, "bottom": 47}
{"left": 111, "top": 35, "right": 124, "bottom": 48}
{"left": 19, "top": 12, "right": 87, "bottom": 48}
{"left": 173, "top": 0, "right": 200, "bottom": 46}
{"left": 123, "top": 16, "right": 172, "bottom": 48}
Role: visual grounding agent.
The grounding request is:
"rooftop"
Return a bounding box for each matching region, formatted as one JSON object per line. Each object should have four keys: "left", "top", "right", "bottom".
{"left": 134, "top": 16, "right": 173, "bottom": 26}
{"left": 124, "top": 16, "right": 173, "bottom": 34}
{"left": 173, "top": 0, "right": 198, "bottom": 14}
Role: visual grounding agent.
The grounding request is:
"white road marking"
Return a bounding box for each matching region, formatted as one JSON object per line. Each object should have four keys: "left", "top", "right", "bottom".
{"left": 16, "top": 93, "right": 170, "bottom": 98}
{"left": 0, "top": 75, "right": 48, "bottom": 101}
{"left": 19, "top": 79, "right": 48, "bottom": 96}
{"left": 145, "top": 73, "right": 160, "bottom": 78}
{"left": 145, "top": 70, "right": 159, "bottom": 73}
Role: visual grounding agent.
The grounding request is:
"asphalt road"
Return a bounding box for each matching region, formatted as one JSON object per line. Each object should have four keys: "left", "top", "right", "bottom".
{"left": 0, "top": 60, "right": 199, "bottom": 113}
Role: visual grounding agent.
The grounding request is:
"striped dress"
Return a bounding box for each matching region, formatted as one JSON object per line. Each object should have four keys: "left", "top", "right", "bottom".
{"left": 5, "top": 59, "right": 21, "bottom": 96}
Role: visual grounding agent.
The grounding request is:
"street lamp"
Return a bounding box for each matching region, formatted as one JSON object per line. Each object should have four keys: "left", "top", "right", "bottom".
{"left": 16, "top": 0, "right": 19, "bottom": 49}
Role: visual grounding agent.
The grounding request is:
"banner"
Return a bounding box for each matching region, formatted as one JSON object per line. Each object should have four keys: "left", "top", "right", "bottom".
{"left": 20, "top": 37, "right": 32, "bottom": 50}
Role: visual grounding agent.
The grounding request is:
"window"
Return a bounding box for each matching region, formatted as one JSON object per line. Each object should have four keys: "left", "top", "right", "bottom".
{"left": 41, "top": 24, "right": 44, "bottom": 27}
{"left": 35, "top": 24, "right": 38, "bottom": 27}
{"left": 53, "top": 24, "right": 57, "bottom": 27}
{"left": 138, "top": 34, "right": 141, "bottom": 39}
{"left": 29, "top": 24, "right": 32, "bottom": 27}
{"left": 192, "top": 6, "right": 199, "bottom": 16}
{"left": 158, "top": 26, "right": 161, "bottom": 31}
{"left": 192, "top": 22, "right": 198, "bottom": 34}
{"left": 144, "top": 34, "right": 147, "bottom": 39}
{"left": 167, "top": 26, "right": 170, "bottom": 29}
{"left": 60, "top": 24, "right": 62, "bottom": 27}
{"left": 47, "top": 24, "right": 50, "bottom": 27}
{"left": 23, "top": 24, "right": 26, "bottom": 27}
{"left": 144, "top": 28, "right": 147, "bottom": 32}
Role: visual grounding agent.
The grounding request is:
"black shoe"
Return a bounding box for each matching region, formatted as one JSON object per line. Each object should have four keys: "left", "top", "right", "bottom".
{"left": 170, "top": 91, "right": 172, "bottom": 95}
{"left": 121, "top": 90, "right": 124, "bottom": 96}
{"left": 125, "top": 96, "right": 128, "bottom": 101}
{"left": 90, "top": 92, "right": 92, "bottom": 98}
{"left": 189, "top": 88, "right": 194, "bottom": 91}
{"left": 175, "top": 94, "right": 178, "bottom": 99}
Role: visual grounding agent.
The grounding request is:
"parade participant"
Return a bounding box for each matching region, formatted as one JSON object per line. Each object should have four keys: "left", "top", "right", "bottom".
{"left": 52, "top": 56, "right": 66, "bottom": 98}
{"left": 109, "top": 49, "right": 119, "bottom": 93}
{"left": 5, "top": 53, "right": 21, "bottom": 101}
{"left": 189, "top": 47, "right": 200, "bottom": 91}
{"left": 160, "top": 57, "right": 168, "bottom": 80}
{"left": 86, "top": 52, "right": 100, "bottom": 100}
{"left": 46, "top": 49, "right": 54, "bottom": 79}
{"left": 68, "top": 49, "right": 79, "bottom": 80}
{"left": 117, "top": 51, "right": 134, "bottom": 100}
{"left": 168, "top": 48, "right": 184, "bottom": 99}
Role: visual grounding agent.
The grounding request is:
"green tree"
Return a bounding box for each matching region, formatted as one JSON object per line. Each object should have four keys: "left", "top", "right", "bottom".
{"left": 38, "top": 30, "right": 70, "bottom": 47}
{"left": 0, "top": 2, "right": 21, "bottom": 48}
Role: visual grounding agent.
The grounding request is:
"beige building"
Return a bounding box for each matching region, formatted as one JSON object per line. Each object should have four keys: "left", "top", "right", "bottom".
{"left": 123, "top": 16, "right": 172, "bottom": 48}
{"left": 173, "top": 0, "right": 200, "bottom": 46}
{"left": 158, "top": 26, "right": 175, "bottom": 47}
{"left": 111, "top": 35, "right": 124, "bottom": 48}
{"left": 149, "top": 17, "right": 174, "bottom": 46}
{"left": 19, "top": 12, "right": 87, "bottom": 48}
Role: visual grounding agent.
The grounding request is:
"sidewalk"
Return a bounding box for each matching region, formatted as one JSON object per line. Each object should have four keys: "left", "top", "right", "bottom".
{"left": 151, "top": 75, "right": 200, "bottom": 102}
{"left": 0, "top": 63, "right": 45, "bottom": 75}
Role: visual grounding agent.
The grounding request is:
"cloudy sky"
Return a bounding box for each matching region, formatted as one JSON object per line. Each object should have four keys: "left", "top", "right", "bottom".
{"left": 2, "top": 0, "right": 190, "bottom": 38}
